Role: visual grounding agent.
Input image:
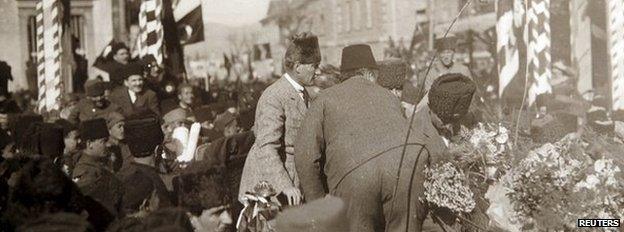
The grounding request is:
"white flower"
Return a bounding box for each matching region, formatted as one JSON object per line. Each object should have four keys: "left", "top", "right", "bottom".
{"left": 496, "top": 133, "right": 509, "bottom": 144}
{"left": 595, "top": 159, "right": 606, "bottom": 173}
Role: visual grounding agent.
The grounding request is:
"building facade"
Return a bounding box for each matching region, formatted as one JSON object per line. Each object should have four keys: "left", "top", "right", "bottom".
{"left": 0, "top": 0, "right": 124, "bottom": 92}
{"left": 259, "top": 0, "right": 499, "bottom": 70}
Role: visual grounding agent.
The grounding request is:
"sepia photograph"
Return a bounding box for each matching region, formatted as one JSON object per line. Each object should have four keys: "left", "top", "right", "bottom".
{"left": 0, "top": 0, "right": 622, "bottom": 231}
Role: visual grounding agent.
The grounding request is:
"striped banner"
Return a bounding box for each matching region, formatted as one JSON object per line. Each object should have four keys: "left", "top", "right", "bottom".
{"left": 606, "top": 0, "right": 624, "bottom": 111}
{"left": 36, "top": 0, "right": 64, "bottom": 113}
{"left": 527, "top": 0, "right": 552, "bottom": 105}
{"left": 138, "top": 0, "right": 164, "bottom": 65}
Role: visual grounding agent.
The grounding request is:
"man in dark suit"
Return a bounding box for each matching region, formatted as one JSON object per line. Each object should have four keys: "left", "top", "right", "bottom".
{"left": 68, "top": 80, "right": 121, "bottom": 123}
{"left": 295, "top": 44, "right": 432, "bottom": 231}
{"left": 109, "top": 63, "right": 160, "bottom": 117}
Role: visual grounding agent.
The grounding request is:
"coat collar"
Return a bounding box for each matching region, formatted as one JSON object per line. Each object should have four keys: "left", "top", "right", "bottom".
{"left": 278, "top": 75, "right": 308, "bottom": 113}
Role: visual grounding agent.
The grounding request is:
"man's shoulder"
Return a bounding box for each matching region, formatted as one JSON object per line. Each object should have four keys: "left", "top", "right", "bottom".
{"left": 142, "top": 89, "right": 157, "bottom": 98}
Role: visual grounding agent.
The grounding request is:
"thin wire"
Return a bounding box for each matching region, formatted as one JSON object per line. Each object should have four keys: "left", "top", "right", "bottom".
{"left": 513, "top": 0, "right": 530, "bottom": 147}
{"left": 388, "top": 1, "right": 474, "bottom": 231}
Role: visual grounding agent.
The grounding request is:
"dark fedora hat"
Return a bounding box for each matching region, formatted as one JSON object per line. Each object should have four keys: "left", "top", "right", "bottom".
{"left": 340, "top": 44, "right": 378, "bottom": 72}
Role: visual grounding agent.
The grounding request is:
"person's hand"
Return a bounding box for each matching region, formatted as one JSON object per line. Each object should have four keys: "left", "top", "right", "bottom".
{"left": 282, "top": 187, "right": 302, "bottom": 206}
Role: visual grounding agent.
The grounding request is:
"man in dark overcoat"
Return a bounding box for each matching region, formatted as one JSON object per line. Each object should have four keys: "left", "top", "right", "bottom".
{"left": 295, "top": 44, "right": 433, "bottom": 231}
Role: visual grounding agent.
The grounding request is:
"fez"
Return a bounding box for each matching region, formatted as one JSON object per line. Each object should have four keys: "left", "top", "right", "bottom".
{"left": 435, "top": 36, "right": 457, "bottom": 51}
{"left": 79, "top": 118, "right": 110, "bottom": 141}
{"left": 124, "top": 117, "right": 163, "bottom": 157}
{"left": 428, "top": 73, "right": 476, "bottom": 124}
{"left": 377, "top": 58, "right": 409, "bottom": 90}
{"left": 340, "top": 44, "right": 378, "bottom": 72}
{"left": 286, "top": 32, "right": 321, "bottom": 65}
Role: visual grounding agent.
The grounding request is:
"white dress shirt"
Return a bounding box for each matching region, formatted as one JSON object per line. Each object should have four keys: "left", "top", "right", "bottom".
{"left": 284, "top": 73, "right": 306, "bottom": 101}
{"left": 128, "top": 89, "right": 137, "bottom": 104}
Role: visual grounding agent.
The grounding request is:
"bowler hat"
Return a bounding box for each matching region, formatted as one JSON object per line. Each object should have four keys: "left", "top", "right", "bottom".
{"left": 340, "top": 44, "right": 377, "bottom": 72}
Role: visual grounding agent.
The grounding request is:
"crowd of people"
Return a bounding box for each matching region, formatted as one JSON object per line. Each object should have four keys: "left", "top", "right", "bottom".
{"left": 0, "top": 29, "right": 622, "bottom": 232}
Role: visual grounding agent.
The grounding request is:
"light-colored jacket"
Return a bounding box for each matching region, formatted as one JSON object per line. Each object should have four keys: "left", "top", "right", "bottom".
{"left": 238, "top": 75, "right": 308, "bottom": 199}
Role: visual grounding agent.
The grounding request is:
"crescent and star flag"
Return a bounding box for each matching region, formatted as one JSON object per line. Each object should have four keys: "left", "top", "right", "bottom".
{"left": 173, "top": 0, "right": 204, "bottom": 45}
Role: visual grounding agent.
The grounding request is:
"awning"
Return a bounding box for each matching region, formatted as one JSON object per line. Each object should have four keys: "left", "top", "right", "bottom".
{"left": 434, "top": 12, "right": 496, "bottom": 36}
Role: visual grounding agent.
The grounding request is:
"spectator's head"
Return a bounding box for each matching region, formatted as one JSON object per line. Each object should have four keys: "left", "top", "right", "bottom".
{"left": 55, "top": 119, "right": 79, "bottom": 154}
{"left": 16, "top": 122, "right": 64, "bottom": 159}
{"left": 143, "top": 55, "right": 162, "bottom": 78}
{"left": 173, "top": 165, "right": 232, "bottom": 231}
{"left": 105, "top": 112, "right": 125, "bottom": 143}
{"left": 124, "top": 117, "right": 163, "bottom": 160}
{"left": 283, "top": 32, "right": 321, "bottom": 86}
{"left": 162, "top": 108, "right": 190, "bottom": 135}
{"left": 377, "top": 58, "right": 408, "bottom": 98}
{"left": 428, "top": 73, "right": 476, "bottom": 126}
{"left": 112, "top": 42, "right": 130, "bottom": 65}
{"left": 177, "top": 83, "right": 195, "bottom": 108}
{"left": 340, "top": 44, "right": 378, "bottom": 82}
{"left": 214, "top": 111, "right": 238, "bottom": 138}
{"left": 84, "top": 80, "right": 107, "bottom": 108}
{"left": 79, "top": 119, "right": 109, "bottom": 157}
{"left": 435, "top": 36, "right": 457, "bottom": 67}
{"left": 123, "top": 64, "right": 145, "bottom": 93}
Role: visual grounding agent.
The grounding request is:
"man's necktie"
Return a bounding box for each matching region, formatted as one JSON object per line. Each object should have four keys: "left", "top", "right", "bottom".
{"left": 301, "top": 89, "right": 310, "bottom": 108}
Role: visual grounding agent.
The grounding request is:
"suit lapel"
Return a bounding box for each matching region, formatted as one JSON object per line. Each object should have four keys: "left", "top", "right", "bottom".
{"left": 278, "top": 76, "right": 307, "bottom": 116}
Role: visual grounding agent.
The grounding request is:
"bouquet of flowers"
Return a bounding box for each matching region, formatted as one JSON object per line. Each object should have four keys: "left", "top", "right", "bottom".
{"left": 423, "top": 162, "right": 476, "bottom": 214}
{"left": 448, "top": 123, "right": 512, "bottom": 181}
{"left": 487, "top": 133, "right": 624, "bottom": 231}
{"left": 237, "top": 181, "right": 282, "bottom": 232}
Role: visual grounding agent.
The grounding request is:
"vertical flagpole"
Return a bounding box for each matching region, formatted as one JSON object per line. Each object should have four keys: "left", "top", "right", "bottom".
{"left": 36, "top": 0, "right": 46, "bottom": 113}
{"left": 527, "top": 0, "right": 552, "bottom": 106}
{"left": 605, "top": 0, "right": 624, "bottom": 113}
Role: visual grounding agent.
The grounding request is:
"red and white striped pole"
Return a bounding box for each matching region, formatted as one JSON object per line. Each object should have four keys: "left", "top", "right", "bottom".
{"left": 606, "top": 0, "right": 624, "bottom": 112}
{"left": 526, "top": 0, "right": 552, "bottom": 106}
{"left": 36, "top": 0, "right": 63, "bottom": 113}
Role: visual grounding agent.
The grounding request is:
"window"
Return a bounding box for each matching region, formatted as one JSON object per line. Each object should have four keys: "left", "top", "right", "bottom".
{"left": 27, "top": 14, "right": 85, "bottom": 61}
{"left": 365, "top": 0, "right": 372, "bottom": 28}
{"left": 353, "top": 0, "right": 360, "bottom": 30}
{"left": 336, "top": 3, "right": 343, "bottom": 32}
{"left": 344, "top": 0, "right": 351, "bottom": 32}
